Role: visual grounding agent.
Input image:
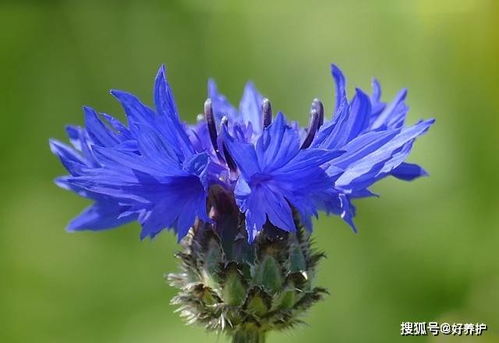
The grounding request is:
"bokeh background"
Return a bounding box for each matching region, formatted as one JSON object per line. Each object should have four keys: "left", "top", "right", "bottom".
{"left": 1, "top": 1, "right": 498, "bottom": 342}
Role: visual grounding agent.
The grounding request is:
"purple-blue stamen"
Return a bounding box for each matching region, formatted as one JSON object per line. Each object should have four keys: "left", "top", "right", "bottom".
{"left": 312, "top": 98, "right": 324, "bottom": 128}
{"left": 204, "top": 98, "right": 219, "bottom": 153}
{"left": 262, "top": 98, "right": 272, "bottom": 128}
{"left": 300, "top": 100, "right": 322, "bottom": 149}
{"left": 220, "top": 116, "right": 238, "bottom": 172}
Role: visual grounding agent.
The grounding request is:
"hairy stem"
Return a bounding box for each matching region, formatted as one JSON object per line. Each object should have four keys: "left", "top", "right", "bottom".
{"left": 232, "top": 329, "right": 266, "bottom": 343}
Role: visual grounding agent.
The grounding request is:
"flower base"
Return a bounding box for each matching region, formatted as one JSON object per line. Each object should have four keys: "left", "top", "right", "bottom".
{"left": 167, "top": 208, "right": 327, "bottom": 340}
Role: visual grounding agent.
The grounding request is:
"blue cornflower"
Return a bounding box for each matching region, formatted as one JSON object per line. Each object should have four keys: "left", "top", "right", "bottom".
{"left": 51, "top": 64, "right": 433, "bottom": 241}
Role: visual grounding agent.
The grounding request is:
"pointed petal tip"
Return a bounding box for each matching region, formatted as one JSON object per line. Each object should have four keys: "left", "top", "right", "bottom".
{"left": 65, "top": 124, "right": 79, "bottom": 132}
{"left": 244, "top": 80, "right": 256, "bottom": 88}
{"left": 139, "top": 226, "right": 155, "bottom": 240}
{"left": 109, "top": 89, "right": 136, "bottom": 99}
{"left": 346, "top": 219, "right": 358, "bottom": 234}
{"left": 65, "top": 224, "right": 78, "bottom": 233}
{"left": 157, "top": 64, "right": 166, "bottom": 75}
{"left": 154, "top": 65, "right": 168, "bottom": 87}
{"left": 109, "top": 89, "right": 122, "bottom": 97}
{"left": 419, "top": 118, "right": 436, "bottom": 132}
{"left": 331, "top": 64, "right": 346, "bottom": 78}
{"left": 275, "top": 111, "right": 285, "bottom": 121}
{"left": 82, "top": 105, "right": 94, "bottom": 113}
{"left": 415, "top": 117, "right": 436, "bottom": 130}
{"left": 49, "top": 139, "right": 70, "bottom": 159}
{"left": 109, "top": 89, "right": 135, "bottom": 103}
{"left": 48, "top": 138, "right": 59, "bottom": 151}
{"left": 207, "top": 78, "right": 217, "bottom": 93}
{"left": 341, "top": 216, "right": 358, "bottom": 234}
{"left": 53, "top": 176, "right": 67, "bottom": 186}
{"left": 65, "top": 217, "right": 89, "bottom": 232}
{"left": 330, "top": 63, "right": 341, "bottom": 73}
{"left": 416, "top": 167, "right": 430, "bottom": 178}
{"left": 354, "top": 87, "right": 369, "bottom": 98}
{"left": 66, "top": 216, "right": 88, "bottom": 232}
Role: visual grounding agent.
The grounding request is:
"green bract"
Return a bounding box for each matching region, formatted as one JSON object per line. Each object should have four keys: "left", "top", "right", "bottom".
{"left": 168, "top": 212, "right": 326, "bottom": 342}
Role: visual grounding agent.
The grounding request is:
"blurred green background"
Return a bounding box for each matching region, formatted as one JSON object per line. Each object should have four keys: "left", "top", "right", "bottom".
{"left": 1, "top": 1, "right": 498, "bottom": 342}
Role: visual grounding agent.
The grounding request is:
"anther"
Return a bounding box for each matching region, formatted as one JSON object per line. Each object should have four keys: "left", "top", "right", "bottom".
{"left": 312, "top": 98, "right": 324, "bottom": 128}
{"left": 220, "top": 116, "right": 238, "bottom": 172}
{"left": 300, "top": 106, "right": 321, "bottom": 149}
{"left": 262, "top": 98, "right": 272, "bottom": 128}
{"left": 204, "top": 98, "right": 218, "bottom": 152}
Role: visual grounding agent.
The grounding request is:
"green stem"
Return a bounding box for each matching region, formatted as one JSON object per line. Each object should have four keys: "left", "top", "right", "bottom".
{"left": 232, "top": 329, "right": 266, "bottom": 343}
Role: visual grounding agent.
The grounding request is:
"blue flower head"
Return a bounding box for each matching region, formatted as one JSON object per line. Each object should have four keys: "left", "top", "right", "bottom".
{"left": 51, "top": 65, "right": 434, "bottom": 242}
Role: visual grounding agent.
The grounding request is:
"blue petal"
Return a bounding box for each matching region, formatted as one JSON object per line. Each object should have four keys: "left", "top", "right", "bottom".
{"left": 371, "top": 78, "right": 382, "bottom": 103}
{"left": 222, "top": 126, "right": 260, "bottom": 178}
{"left": 256, "top": 112, "right": 300, "bottom": 173}
{"left": 101, "top": 113, "right": 133, "bottom": 141}
{"left": 350, "top": 188, "right": 379, "bottom": 198}
{"left": 339, "top": 194, "right": 357, "bottom": 233}
{"left": 331, "top": 64, "right": 348, "bottom": 115}
{"left": 261, "top": 188, "right": 296, "bottom": 232}
{"left": 91, "top": 145, "right": 172, "bottom": 176}
{"left": 239, "top": 81, "right": 263, "bottom": 134}
{"left": 153, "top": 67, "right": 195, "bottom": 158}
{"left": 64, "top": 125, "right": 98, "bottom": 166}
{"left": 138, "top": 175, "right": 208, "bottom": 240}
{"left": 227, "top": 110, "right": 343, "bottom": 236}
{"left": 134, "top": 122, "right": 184, "bottom": 169}
{"left": 330, "top": 130, "right": 398, "bottom": 170}
{"left": 49, "top": 139, "right": 87, "bottom": 175}
{"left": 154, "top": 65, "right": 178, "bottom": 118}
{"left": 370, "top": 78, "right": 385, "bottom": 118}
{"left": 370, "top": 88, "right": 408, "bottom": 130}
{"left": 65, "top": 125, "right": 83, "bottom": 151}
{"left": 67, "top": 201, "right": 137, "bottom": 232}
{"left": 335, "top": 88, "right": 372, "bottom": 147}
{"left": 335, "top": 119, "right": 434, "bottom": 190}
{"left": 276, "top": 148, "right": 343, "bottom": 176}
{"left": 390, "top": 162, "right": 428, "bottom": 181}
{"left": 208, "top": 79, "right": 238, "bottom": 122}
{"left": 183, "top": 152, "right": 209, "bottom": 178}
{"left": 236, "top": 180, "right": 296, "bottom": 242}
{"left": 312, "top": 89, "right": 371, "bottom": 150}
{"left": 110, "top": 89, "right": 156, "bottom": 127}
{"left": 83, "top": 106, "right": 119, "bottom": 147}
